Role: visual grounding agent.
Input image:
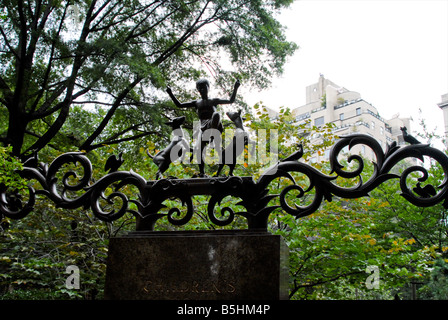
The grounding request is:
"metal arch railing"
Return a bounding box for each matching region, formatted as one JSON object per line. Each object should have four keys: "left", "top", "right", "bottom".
{"left": 1, "top": 134, "right": 448, "bottom": 231}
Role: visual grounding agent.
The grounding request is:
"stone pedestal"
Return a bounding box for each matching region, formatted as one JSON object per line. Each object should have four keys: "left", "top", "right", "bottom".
{"left": 104, "top": 230, "right": 289, "bottom": 300}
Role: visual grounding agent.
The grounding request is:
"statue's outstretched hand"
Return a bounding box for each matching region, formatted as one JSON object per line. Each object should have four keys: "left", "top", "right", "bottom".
{"left": 234, "top": 79, "right": 240, "bottom": 89}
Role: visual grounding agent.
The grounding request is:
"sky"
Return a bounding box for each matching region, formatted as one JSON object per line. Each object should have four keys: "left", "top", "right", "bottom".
{"left": 243, "top": 0, "right": 448, "bottom": 141}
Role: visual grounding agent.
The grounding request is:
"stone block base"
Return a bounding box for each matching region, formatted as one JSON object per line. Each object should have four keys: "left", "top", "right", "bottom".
{"left": 104, "top": 230, "right": 289, "bottom": 300}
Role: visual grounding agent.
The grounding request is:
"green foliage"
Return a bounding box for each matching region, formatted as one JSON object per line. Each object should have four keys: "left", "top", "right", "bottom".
{"left": 0, "top": 146, "right": 26, "bottom": 191}
{"left": 0, "top": 201, "right": 132, "bottom": 299}
{"left": 418, "top": 258, "right": 448, "bottom": 299}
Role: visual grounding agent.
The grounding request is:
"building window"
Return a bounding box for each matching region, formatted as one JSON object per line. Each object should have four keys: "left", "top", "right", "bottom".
{"left": 361, "top": 145, "right": 365, "bottom": 154}
{"left": 339, "top": 113, "right": 344, "bottom": 121}
{"left": 296, "top": 112, "right": 310, "bottom": 121}
{"left": 314, "top": 116, "right": 324, "bottom": 127}
{"left": 380, "top": 126, "right": 384, "bottom": 135}
{"left": 356, "top": 107, "right": 361, "bottom": 115}
{"left": 371, "top": 121, "right": 375, "bottom": 129}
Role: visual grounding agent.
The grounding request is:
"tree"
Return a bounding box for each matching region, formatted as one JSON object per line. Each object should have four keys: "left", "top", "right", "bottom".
{"left": 0, "top": 0, "right": 297, "bottom": 158}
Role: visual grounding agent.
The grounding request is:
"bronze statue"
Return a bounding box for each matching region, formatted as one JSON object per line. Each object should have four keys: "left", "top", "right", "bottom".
{"left": 147, "top": 116, "right": 189, "bottom": 180}
{"left": 166, "top": 79, "right": 240, "bottom": 176}
{"left": 215, "top": 110, "right": 255, "bottom": 177}
{"left": 105, "top": 152, "right": 124, "bottom": 173}
{"left": 400, "top": 126, "right": 421, "bottom": 145}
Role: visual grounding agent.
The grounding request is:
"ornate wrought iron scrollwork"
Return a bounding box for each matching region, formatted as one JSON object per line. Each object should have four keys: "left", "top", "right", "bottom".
{"left": 1, "top": 134, "right": 448, "bottom": 230}
{"left": 266, "top": 134, "right": 448, "bottom": 221}
{"left": 0, "top": 152, "right": 94, "bottom": 219}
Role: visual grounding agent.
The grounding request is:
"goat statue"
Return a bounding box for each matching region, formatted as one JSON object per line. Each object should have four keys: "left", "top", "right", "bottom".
{"left": 215, "top": 110, "right": 255, "bottom": 177}
{"left": 148, "top": 116, "right": 190, "bottom": 180}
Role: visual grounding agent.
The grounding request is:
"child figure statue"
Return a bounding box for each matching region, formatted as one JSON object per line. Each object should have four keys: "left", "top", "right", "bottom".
{"left": 166, "top": 79, "right": 240, "bottom": 176}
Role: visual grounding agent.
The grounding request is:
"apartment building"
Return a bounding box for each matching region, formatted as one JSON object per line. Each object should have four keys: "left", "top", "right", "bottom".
{"left": 266, "top": 75, "right": 411, "bottom": 162}
{"left": 438, "top": 93, "right": 448, "bottom": 141}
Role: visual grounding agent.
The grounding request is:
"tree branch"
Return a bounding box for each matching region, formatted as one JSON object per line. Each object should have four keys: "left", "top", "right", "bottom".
{"left": 0, "top": 75, "right": 13, "bottom": 108}
{"left": 80, "top": 75, "right": 143, "bottom": 151}
{"left": 106, "top": 120, "right": 156, "bottom": 142}
{"left": 30, "top": 2, "right": 70, "bottom": 114}
{"left": 87, "top": 131, "right": 161, "bottom": 151}
{"left": 289, "top": 271, "right": 364, "bottom": 299}
{"left": 152, "top": 1, "right": 213, "bottom": 66}
{"left": 0, "top": 25, "right": 19, "bottom": 59}
{"left": 24, "top": 98, "right": 71, "bottom": 156}
{"left": 31, "top": 83, "right": 69, "bottom": 119}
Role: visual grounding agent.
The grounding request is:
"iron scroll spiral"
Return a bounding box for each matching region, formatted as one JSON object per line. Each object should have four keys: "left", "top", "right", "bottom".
{"left": 1, "top": 134, "right": 448, "bottom": 230}
{"left": 256, "top": 134, "right": 448, "bottom": 221}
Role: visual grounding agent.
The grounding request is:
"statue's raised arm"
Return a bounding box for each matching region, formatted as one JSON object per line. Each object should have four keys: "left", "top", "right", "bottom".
{"left": 213, "top": 79, "right": 240, "bottom": 105}
{"left": 166, "top": 87, "right": 196, "bottom": 109}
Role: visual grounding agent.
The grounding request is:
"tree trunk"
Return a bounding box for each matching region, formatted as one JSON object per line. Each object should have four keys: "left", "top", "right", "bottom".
{"left": 6, "top": 108, "right": 28, "bottom": 158}
{"left": 25, "top": 99, "right": 71, "bottom": 156}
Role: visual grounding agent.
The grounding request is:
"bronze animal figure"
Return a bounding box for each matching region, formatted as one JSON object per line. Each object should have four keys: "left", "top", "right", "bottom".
{"left": 400, "top": 126, "right": 421, "bottom": 145}
{"left": 215, "top": 110, "right": 255, "bottom": 177}
{"left": 105, "top": 151, "right": 124, "bottom": 173}
{"left": 148, "top": 116, "right": 189, "bottom": 180}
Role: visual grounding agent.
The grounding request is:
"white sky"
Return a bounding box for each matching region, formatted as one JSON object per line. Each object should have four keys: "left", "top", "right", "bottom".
{"left": 243, "top": 0, "right": 448, "bottom": 140}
